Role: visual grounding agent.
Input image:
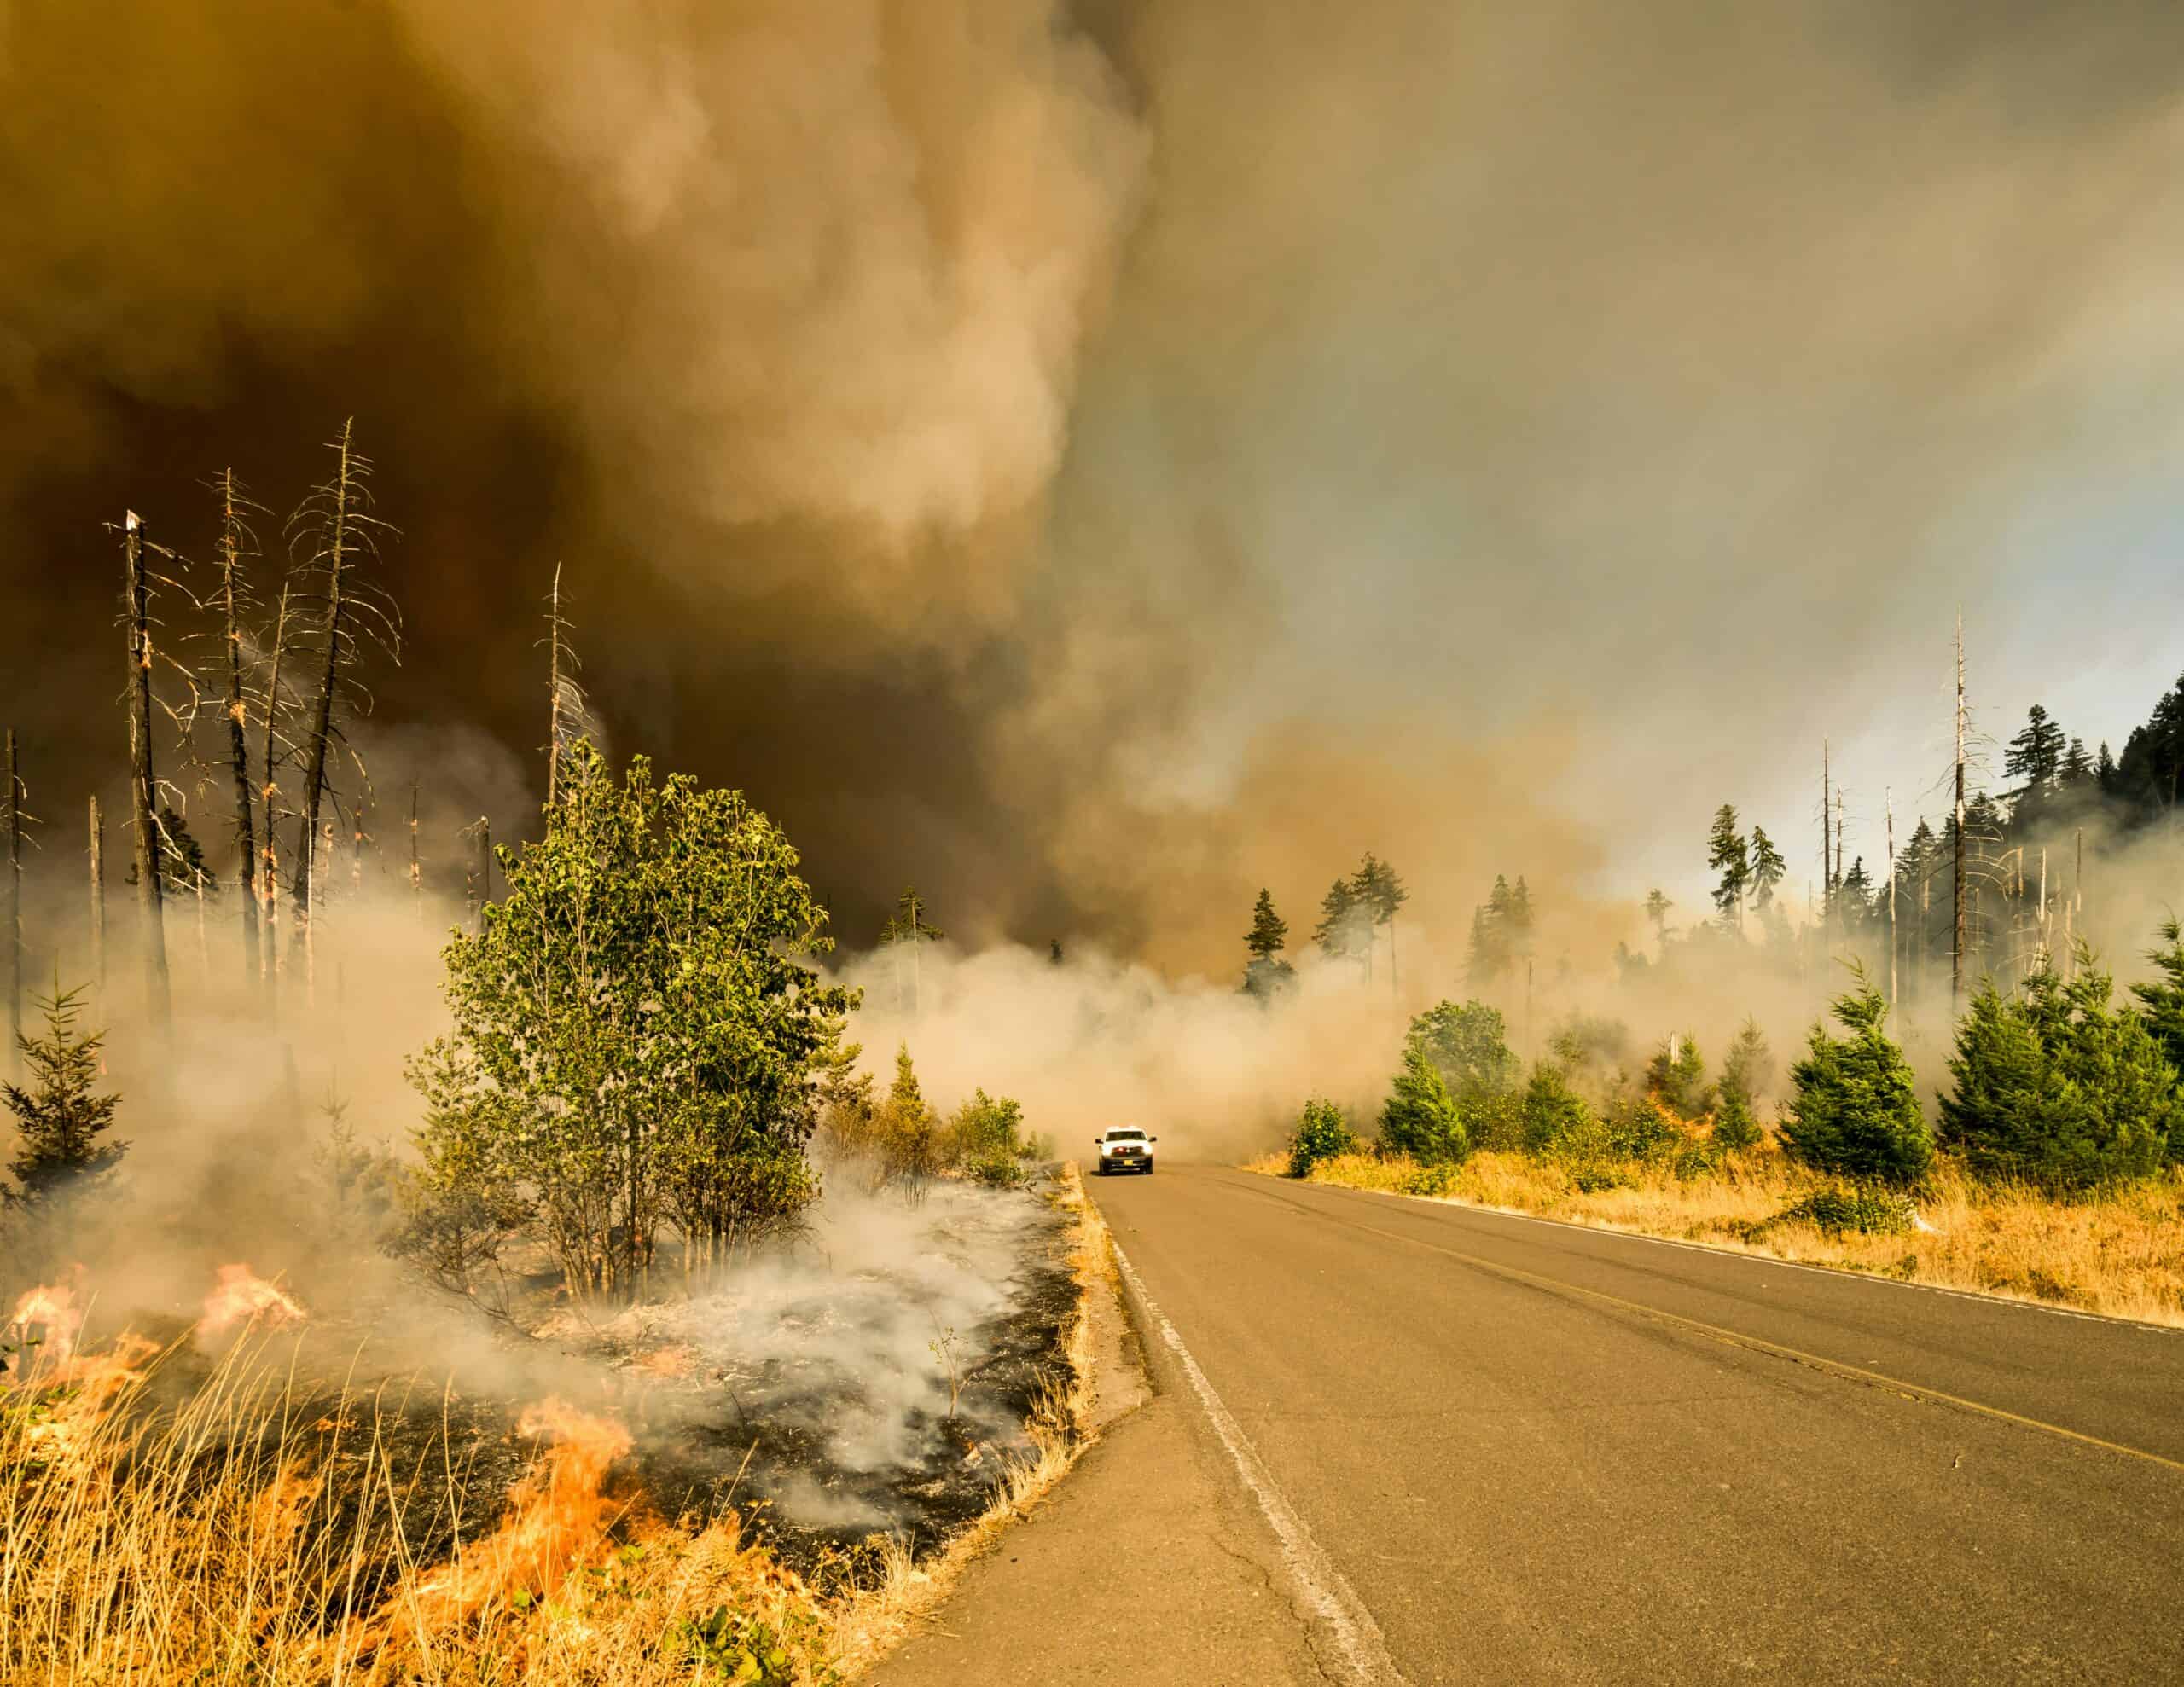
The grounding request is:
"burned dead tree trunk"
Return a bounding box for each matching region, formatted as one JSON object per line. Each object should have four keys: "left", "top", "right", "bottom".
{"left": 1952, "top": 612, "right": 1967, "bottom": 1008}
{"left": 258, "top": 581, "right": 292, "bottom": 988}
{"left": 124, "top": 511, "right": 171, "bottom": 1023}
{"left": 214, "top": 469, "right": 260, "bottom": 984}
{"left": 289, "top": 423, "right": 357, "bottom": 957}
{"left": 286, "top": 420, "right": 399, "bottom": 962}
{"left": 4, "top": 728, "right": 20, "bottom": 1064}
{"left": 89, "top": 797, "right": 106, "bottom": 1011}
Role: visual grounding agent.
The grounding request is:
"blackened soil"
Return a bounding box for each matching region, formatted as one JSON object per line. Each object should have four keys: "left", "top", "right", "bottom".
{"left": 636, "top": 1197, "right": 1077, "bottom": 1578}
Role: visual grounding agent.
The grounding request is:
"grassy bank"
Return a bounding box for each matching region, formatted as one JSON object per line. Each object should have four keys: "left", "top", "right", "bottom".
{"left": 1246, "top": 1148, "right": 2184, "bottom": 1328}
{"left": 0, "top": 1167, "right": 1106, "bottom": 1685}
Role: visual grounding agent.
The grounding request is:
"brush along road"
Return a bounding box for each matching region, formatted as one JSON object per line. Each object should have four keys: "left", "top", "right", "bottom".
{"left": 892, "top": 1162, "right": 2184, "bottom": 1685}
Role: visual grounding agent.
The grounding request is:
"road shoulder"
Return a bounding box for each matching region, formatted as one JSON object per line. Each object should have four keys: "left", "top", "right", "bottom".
{"left": 865, "top": 1180, "right": 1325, "bottom": 1687}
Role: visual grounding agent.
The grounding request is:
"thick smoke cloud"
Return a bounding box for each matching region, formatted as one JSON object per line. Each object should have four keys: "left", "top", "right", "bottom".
{"left": 7, "top": 1, "right": 2184, "bottom": 975}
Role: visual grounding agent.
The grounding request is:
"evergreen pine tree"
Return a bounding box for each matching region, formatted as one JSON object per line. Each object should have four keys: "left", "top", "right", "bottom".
{"left": 1780, "top": 969, "right": 1931, "bottom": 1185}
{"left": 1313, "top": 878, "right": 1370, "bottom": 968}
{"left": 1507, "top": 876, "right": 1535, "bottom": 948}
{"left": 1838, "top": 856, "right": 1874, "bottom": 936}
{"left": 1379, "top": 1042, "right": 1467, "bottom": 1163}
{"left": 1943, "top": 954, "right": 2177, "bottom": 1191}
{"left": 1242, "top": 888, "right": 1298, "bottom": 1000}
{"left": 2004, "top": 704, "right": 2067, "bottom": 791}
{"left": 1706, "top": 805, "right": 1751, "bottom": 930}
{"left": 3, "top": 984, "right": 127, "bottom": 1209}
{"left": 2061, "top": 737, "right": 2094, "bottom": 785}
{"left": 1645, "top": 1035, "right": 1713, "bottom": 1119}
{"left": 1749, "top": 827, "right": 1786, "bottom": 912}
{"left": 1715, "top": 1018, "right": 1772, "bottom": 1151}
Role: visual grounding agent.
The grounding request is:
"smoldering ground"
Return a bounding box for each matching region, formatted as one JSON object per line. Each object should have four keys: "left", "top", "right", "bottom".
{"left": 12, "top": 2, "right": 2184, "bottom": 965}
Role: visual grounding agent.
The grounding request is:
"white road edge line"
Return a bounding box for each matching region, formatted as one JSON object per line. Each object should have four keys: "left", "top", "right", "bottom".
{"left": 1112, "top": 1240, "right": 1413, "bottom": 1687}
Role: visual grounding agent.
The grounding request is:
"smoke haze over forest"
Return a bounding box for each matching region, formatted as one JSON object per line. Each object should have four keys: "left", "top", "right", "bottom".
{"left": 9, "top": 0, "right": 2184, "bottom": 971}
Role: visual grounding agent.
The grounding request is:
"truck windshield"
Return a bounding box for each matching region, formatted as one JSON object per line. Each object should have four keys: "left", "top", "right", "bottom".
{"left": 1107, "top": 1129, "right": 1146, "bottom": 1140}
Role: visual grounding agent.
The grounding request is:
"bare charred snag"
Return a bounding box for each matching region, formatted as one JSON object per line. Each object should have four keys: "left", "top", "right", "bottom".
{"left": 123, "top": 511, "right": 171, "bottom": 1023}
{"left": 213, "top": 469, "right": 261, "bottom": 982}
{"left": 1953, "top": 611, "right": 1967, "bottom": 1007}
{"left": 258, "top": 581, "right": 292, "bottom": 988}
{"left": 474, "top": 818, "right": 491, "bottom": 934}
{"left": 286, "top": 419, "right": 399, "bottom": 960}
{"left": 88, "top": 797, "right": 105, "bottom": 1012}
{"left": 541, "top": 562, "right": 595, "bottom": 808}
{"left": 4, "top": 728, "right": 20, "bottom": 1064}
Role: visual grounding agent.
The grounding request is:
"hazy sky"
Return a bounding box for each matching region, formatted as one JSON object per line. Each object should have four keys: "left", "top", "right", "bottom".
{"left": 5, "top": 0, "right": 2184, "bottom": 971}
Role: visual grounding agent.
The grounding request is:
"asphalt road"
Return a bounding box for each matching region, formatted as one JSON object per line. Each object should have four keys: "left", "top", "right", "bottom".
{"left": 1078, "top": 1163, "right": 2184, "bottom": 1686}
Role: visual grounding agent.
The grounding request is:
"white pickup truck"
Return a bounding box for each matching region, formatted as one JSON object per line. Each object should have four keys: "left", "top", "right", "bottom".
{"left": 1093, "top": 1126, "right": 1157, "bottom": 1175}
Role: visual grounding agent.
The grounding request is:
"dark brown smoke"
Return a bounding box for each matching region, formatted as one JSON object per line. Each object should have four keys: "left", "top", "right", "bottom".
{"left": 7, "top": 1, "right": 2184, "bottom": 972}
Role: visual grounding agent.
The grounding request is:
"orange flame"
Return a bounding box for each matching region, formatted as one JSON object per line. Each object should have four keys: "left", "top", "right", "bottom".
{"left": 375, "top": 1400, "right": 632, "bottom": 1647}
{"left": 5, "top": 1277, "right": 87, "bottom": 1377}
{"left": 200, "top": 1264, "right": 306, "bottom": 1335}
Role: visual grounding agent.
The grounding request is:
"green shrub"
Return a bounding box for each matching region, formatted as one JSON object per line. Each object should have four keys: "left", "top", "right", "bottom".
{"left": 1774, "top": 1184, "right": 1914, "bottom": 1237}
{"left": 1397, "top": 1161, "right": 1459, "bottom": 1197}
{"left": 950, "top": 1088, "right": 1033, "bottom": 1187}
{"left": 1780, "top": 971, "right": 1932, "bottom": 1186}
{"left": 1288, "top": 1098, "right": 1358, "bottom": 1178}
{"left": 1378, "top": 1046, "right": 1468, "bottom": 1163}
{"left": 1603, "top": 1092, "right": 1679, "bottom": 1162}
{"left": 1672, "top": 1142, "right": 1722, "bottom": 1182}
{"left": 1567, "top": 1162, "right": 1629, "bottom": 1194}
{"left": 1941, "top": 957, "right": 2178, "bottom": 1193}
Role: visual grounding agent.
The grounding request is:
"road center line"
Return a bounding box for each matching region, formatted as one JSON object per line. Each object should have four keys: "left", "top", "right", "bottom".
{"left": 1111, "top": 1240, "right": 1414, "bottom": 1687}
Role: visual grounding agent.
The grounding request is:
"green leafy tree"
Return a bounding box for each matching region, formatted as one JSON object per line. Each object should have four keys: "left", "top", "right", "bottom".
{"left": 951, "top": 1089, "right": 1031, "bottom": 1186}
{"left": 1706, "top": 805, "right": 1750, "bottom": 930}
{"left": 1406, "top": 1000, "right": 1520, "bottom": 1104}
{"left": 1942, "top": 954, "right": 2179, "bottom": 1191}
{"left": 405, "top": 744, "right": 850, "bottom": 1301}
{"left": 1287, "top": 1098, "right": 1358, "bottom": 1178}
{"left": 1242, "top": 888, "right": 1297, "bottom": 1000}
{"left": 1780, "top": 969, "right": 1932, "bottom": 1186}
{"left": 1714, "top": 1018, "right": 1773, "bottom": 1151}
{"left": 1749, "top": 828, "right": 1786, "bottom": 913}
{"left": 3, "top": 983, "right": 127, "bottom": 1210}
{"left": 1379, "top": 1044, "right": 1466, "bottom": 1162}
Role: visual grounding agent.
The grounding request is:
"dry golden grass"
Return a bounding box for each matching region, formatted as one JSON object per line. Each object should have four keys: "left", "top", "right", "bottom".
{"left": 0, "top": 1167, "right": 1108, "bottom": 1685}
{"left": 1247, "top": 1149, "right": 2184, "bottom": 1327}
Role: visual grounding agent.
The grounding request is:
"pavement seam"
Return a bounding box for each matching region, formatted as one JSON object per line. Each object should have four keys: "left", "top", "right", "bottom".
{"left": 1112, "top": 1240, "right": 1414, "bottom": 1687}
{"left": 1245, "top": 1181, "right": 2184, "bottom": 1479}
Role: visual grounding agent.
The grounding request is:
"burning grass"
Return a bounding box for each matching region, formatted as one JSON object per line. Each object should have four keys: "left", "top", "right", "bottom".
{"left": 1250, "top": 1149, "right": 2184, "bottom": 1327}
{"left": 0, "top": 1171, "right": 1109, "bottom": 1684}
